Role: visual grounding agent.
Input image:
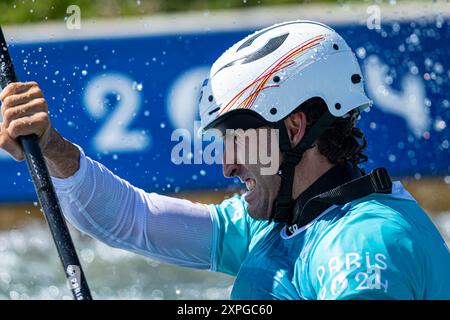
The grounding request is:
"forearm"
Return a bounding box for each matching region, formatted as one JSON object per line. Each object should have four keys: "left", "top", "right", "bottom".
{"left": 43, "top": 128, "right": 80, "bottom": 178}
{"left": 51, "top": 147, "right": 214, "bottom": 269}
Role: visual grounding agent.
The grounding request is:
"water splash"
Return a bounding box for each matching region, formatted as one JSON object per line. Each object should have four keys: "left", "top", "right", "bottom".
{"left": 0, "top": 222, "right": 233, "bottom": 300}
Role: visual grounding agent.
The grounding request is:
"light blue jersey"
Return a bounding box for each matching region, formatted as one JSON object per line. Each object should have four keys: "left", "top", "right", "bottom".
{"left": 52, "top": 150, "right": 449, "bottom": 299}
{"left": 209, "top": 182, "right": 450, "bottom": 299}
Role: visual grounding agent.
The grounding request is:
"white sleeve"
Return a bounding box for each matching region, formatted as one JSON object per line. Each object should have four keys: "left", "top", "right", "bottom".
{"left": 51, "top": 146, "right": 214, "bottom": 269}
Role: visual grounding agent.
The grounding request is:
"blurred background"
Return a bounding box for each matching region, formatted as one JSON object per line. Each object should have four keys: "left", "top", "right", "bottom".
{"left": 0, "top": 0, "right": 449, "bottom": 299}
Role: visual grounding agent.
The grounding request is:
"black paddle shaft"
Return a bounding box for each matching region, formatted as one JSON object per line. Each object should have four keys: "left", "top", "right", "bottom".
{"left": 0, "top": 27, "right": 92, "bottom": 300}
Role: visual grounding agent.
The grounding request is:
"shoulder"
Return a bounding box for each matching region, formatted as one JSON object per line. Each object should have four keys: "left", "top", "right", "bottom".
{"left": 306, "top": 194, "right": 426, "bottom": 299}
{"left": 314, "top": 194, "right": 418, "bottom": 252}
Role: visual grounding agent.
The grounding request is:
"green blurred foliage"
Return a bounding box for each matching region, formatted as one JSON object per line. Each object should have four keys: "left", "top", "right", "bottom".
{"left": 0, "top": 0, "right": 377, "bottom": 25}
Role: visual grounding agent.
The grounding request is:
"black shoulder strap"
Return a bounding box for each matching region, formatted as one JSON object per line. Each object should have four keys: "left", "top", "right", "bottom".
{"left": 292, "top": 167, "right": 393, "bottom": 227}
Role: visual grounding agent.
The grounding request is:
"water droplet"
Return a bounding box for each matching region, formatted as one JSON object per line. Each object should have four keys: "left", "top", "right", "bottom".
{"left": 444, "top": 176, "right": 450, "bottom": 184}
{"left": 356, "top": 47, "right": 366, "bottom": 59}
{"left": 434, "top": 119, "right": 446, "bottom": 132}
{"left": 408, "top": 33, "right": 420, "bottom": 45}
{"left": 433, "top": 62, "right": 444, "bottom": 74}
{"left": 410, "top": 65, "right": 418, "bottom": 75}
{"left": 81, "top": 248, "right": 95, "bottom": 263}
{"left": 132, "top": 81, "right": 143, "bottom": 91}
{"left": 392, "top": 23, "right": 400, "bottom": 33}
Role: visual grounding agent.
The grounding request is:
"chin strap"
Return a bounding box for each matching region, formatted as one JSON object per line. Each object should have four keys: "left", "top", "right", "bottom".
{"left": 269, "top": 110, "right": 336, "bottom": 223}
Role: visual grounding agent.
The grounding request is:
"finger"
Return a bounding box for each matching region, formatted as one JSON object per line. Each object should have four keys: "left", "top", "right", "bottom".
{"left": 2, "top": 97, "right": 48, "bottom": 128}
{"left": 7, "top": 112, "right": 49, "bottom": 140}
{"left": 0, "top": 130, "right": 24, "bottom": 161}
{"left": 0, "top": 81, "right": 38, "bottom": 102}
{"left": 1, "top": 86, "right": 44, "bottom": 115}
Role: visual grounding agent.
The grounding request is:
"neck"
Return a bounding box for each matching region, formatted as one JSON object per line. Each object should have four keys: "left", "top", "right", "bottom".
{"left": 291, "top": 146, "right": 334, "bottom": 200}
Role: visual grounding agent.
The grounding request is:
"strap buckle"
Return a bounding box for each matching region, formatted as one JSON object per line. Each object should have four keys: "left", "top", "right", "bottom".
{"left": 271, "top": 195, "right": 292, "bottom": 223}
{"left": 371, "top": 168, "right": 392, "bottom": 194}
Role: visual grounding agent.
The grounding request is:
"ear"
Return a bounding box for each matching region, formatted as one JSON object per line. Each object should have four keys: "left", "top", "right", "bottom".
{"left": 284, "top": 111, "right": 307, "bottom": 147}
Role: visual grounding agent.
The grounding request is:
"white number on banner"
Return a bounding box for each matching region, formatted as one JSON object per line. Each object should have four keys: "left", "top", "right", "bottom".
{"left": 167, "top": 66, "right": 210, "bottom": 133}
{"left": 83, "top": 73, "right": 150, "bottom": 153}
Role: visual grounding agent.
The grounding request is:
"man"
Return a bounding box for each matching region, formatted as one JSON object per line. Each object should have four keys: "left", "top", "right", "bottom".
{"left": 0, "top": 21, "right": 449, "bottom": 299}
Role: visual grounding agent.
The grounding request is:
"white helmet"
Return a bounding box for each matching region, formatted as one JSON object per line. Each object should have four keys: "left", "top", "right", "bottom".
{"left": 199, "top": 20, "right": 371, "bottom": 132}
{"left": 198, "top": 20, "right": 372, "bottom": 223}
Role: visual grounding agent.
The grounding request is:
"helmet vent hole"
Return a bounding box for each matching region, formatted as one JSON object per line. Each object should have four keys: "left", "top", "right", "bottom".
{"left": 270, "top": 108, "right": 277, "bottom": 115}
{"left": 208, "top": 107, "right": 220, "bottom": 115}
{"left": 335, "top": 103, "right": 341, "bottom": 110}
{"left": 333, "top": 44, "right": 339, "bottom": 50}
{"left": 351, "top": 74, "right": 362, "bottom": 84}
{"left": 273, "top": 76, "right": 280, "bottom": 83}
{"left": 208, "top": 95, "right": 214, "bottom": 102}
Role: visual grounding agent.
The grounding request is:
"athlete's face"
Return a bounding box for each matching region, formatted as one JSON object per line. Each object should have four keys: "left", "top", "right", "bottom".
{"left": 221, "top": 112, "right": 307, "bottom": 220}
{"left": 222, "top": 127, "right": 281, "bottom": 220}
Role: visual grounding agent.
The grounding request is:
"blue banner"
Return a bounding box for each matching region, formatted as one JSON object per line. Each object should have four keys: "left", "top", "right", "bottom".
{"left": 1, "top": 20, "right": 449, "bottom": 202}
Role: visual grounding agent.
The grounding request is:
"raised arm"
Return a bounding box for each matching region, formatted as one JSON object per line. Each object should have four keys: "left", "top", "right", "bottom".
{"left": 0, "top": 82, "right": 214, "bottom": 269}
{"left": 52, "top": 146, "right": 214, "bottom": 268}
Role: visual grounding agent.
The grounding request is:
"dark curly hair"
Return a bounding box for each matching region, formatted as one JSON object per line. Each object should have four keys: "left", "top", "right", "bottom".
{"left": 298, "top": 97, "right": 368, "bottom": 168}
